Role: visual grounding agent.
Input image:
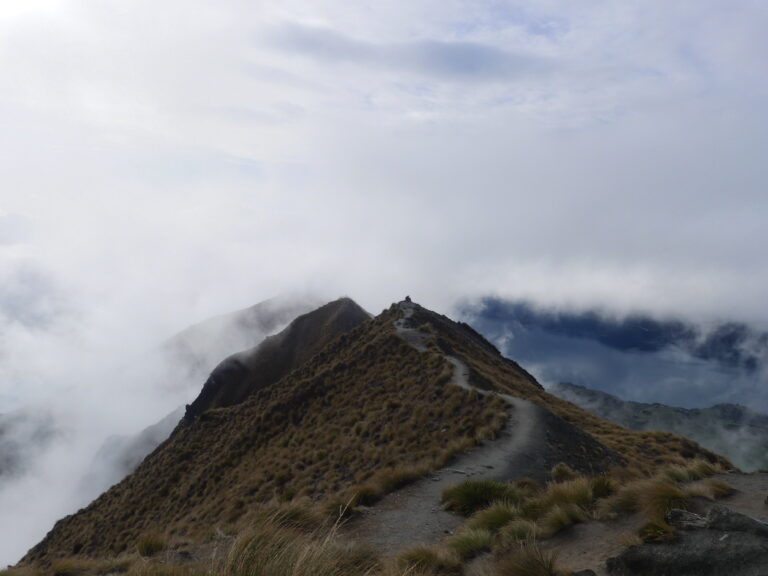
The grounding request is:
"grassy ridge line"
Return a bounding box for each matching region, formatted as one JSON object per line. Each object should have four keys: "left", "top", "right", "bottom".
{"left": 412, "top": 305, "right": 733, "bottom": 473}
{"left": 22, "top": 307, "right": 508, "bottom": 564}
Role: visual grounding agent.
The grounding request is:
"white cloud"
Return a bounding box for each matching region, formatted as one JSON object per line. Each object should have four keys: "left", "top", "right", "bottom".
{"left": 1, "top": 0, "right": 768, "bottom": 564}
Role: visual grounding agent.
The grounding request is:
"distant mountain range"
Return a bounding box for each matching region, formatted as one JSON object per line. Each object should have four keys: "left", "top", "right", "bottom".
{"left": 551, "top": 381, "right": 768, "bottom": 472}
{"left": 460, "top": 297, "right": 768, "bottom": 411}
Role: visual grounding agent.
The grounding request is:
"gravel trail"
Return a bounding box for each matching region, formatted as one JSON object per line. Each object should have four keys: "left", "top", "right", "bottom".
{"left": 347, "top": 301, "right": 546, "bottom": 556}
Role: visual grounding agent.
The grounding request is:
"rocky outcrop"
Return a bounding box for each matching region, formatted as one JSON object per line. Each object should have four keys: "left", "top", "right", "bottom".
{"left": 607, "top": 506, "right": 768, "bottom": 576}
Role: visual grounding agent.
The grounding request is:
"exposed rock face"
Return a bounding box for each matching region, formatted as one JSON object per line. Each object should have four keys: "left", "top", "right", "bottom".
{"left": 607, "top": 506, "right": 768, "bottom": 576}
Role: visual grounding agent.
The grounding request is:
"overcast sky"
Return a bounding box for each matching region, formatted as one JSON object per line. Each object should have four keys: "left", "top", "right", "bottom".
{"left": 1, "top": 1, "right": 768, "bottom": 564}
{"left": 2, "top": 1, "right": 768, "bottom": 399}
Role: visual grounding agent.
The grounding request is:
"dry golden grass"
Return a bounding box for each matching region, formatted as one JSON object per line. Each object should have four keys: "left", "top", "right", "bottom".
{"left": 50, "top": 558, "right": 133, "bottom": 576}
{"left": 127, "top": 563, "right": 207, "bottom": 576}
{"left": 394, "top": 545, "right": 461, "bottom": 575}
{"left": 549, "top": 463, "right": 578, "bottom": 483}
{"left": 683, "top": 478, "right": 735, "bottom": 500}
{"left": 494, "top": 541, "right": 562, "bottom": 576}
{"left": 444, "top": 528, "right": 494, "bottom": 560}
{"left": 225, "top": 519, "right": 378, "bottom": 576}
{"left": 442, "top": 480, "right": 526, "bottom": 516}
{"left": 598, "top": 461, "right": 730, "bottom": 522}
{"left": 136, "top": 534, "right": 167, "bottom": 558}
{"left": 466, "top": 501, "right": 520, "bottom": 532}
{"left": 26, "top": 308, "right": 508, "bottom": 563}
{"left": 497, "top": 520, "right": 539, "bottom": 548}
{"left": 20, "top": 301, "right": 732, "bottom": 569}
{"left": 425, "top": 307, "right": 733, "bottom": 476}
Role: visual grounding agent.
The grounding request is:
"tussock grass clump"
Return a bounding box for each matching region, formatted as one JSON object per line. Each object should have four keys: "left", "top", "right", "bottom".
{"left": 227, "top": 519, "right": 378, "bottom": 576}
{"left": 538, "top": 504, "right": 589, "bottom": 538}
{"left": 128, "top": 563, "right": 205, "bottom": 576}
{"left": 661, "top": 459, "right": 721, "bottom": 484}
{"left": 661, "top": 465, "right": 693, "bottom": 484}
{"left": 683, "top": 478, "right": 735, "bottom": 500}
{"left": 497, "top": 520, "right": 539, "bottom": 547}
{"left": 638, "top": 519, "right": 676, "bottom": 543}
{"left": 590, "top": 476, "right": 615, "bottom": 499}
{"left": 687, "top": 459, "right": 720, "bottom": 479}
{"left": 268, "top": 499, "right": 328, "bottom": 532}
{"left": 351, "top": 464, "right": 429, "bottom": 507}
{"left": 639, "top": 481, "right": 688, "bottom": 520}
{"left": 445, "top": 528, "right": 493, "bottom": 560}
{"left": 540, "top": 477, "right": 594, "bottom": 510}
{"left": 495, "top": 541, "right": 561, "bottom": 576}
{"left": 137, "top": 533, "right": 167, "bottom": 557}
{"left": 550, "top": 463, "right": 578, "bottom": 483}
{"left": 597, "top": 479, "right": 647, "bottom": 519}
{"left": 51, "top": 558, "right": 132, "bottom": 576}
{"left": 442, "top": 480, "right": 524, "bottom": 516}
{"left": 396, "top": 545, "right": 461, "bottom": 575}
{"left": 466, "top": 501, "right": 519, "bottom": 533}
{"left": 599, "top": 478, "right": 688, "bottom": 522}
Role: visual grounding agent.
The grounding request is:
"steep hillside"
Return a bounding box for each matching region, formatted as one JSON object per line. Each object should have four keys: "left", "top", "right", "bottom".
{"left": 82, "top": 296, "right": 323, "bottom": 495}
{"left": 23, "top": 301, "right": 507, "bottom": 563}
{"left": 162, "top": 295, "right": 317, "bottom": 389}
{"left": 184, "top": 297, "right": 371, "bottom": 417}
{"left": 408, "top": 304, "right": 729, "bottom": 474}
{"left": 80, "top": 407, "right": 185, "bottom": 496}
{"left": 21, "top": 299, "right": 728, "bottom": 566}
{"left": 553, "top": 381, "right": 768, "bottom": 471}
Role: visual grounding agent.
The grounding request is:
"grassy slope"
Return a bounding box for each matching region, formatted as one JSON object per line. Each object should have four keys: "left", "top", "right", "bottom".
{"left": 185, "top": 298, "right": 372, "bottom": 417}
{"left": 24, "top": 307, "right": 507, "bottom": 563}
{"left": 413, "top": 306, "right": 732, "bottom": 474}
{"left": 22, "top": 301, "right": 731, "bottom": 566}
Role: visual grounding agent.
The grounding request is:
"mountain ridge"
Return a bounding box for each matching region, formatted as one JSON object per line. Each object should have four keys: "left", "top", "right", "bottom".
{"left": 552, "top": 381, "right": 768, "bottom": 471}
{"left": 20, "top": 298, "right": 729, "bottom": 566}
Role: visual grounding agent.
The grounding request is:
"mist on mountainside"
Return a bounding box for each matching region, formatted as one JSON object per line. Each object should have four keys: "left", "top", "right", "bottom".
{"left": 0, "top": 294, "right": 318, "bottom": 566}
{"left": 551, "top": 382, "right": 768, "bottom": 472}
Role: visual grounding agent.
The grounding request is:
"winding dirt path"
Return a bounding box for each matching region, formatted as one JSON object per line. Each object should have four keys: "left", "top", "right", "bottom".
{"left": 346, "top": 301, "right": 546, "bottom": 556}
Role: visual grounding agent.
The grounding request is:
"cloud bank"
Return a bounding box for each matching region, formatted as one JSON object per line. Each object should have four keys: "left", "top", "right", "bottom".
{"left": 1, "top": 0, "right": 768, "bottom": 565}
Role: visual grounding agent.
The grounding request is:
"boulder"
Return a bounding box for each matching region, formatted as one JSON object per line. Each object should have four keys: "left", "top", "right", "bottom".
{"left": 607, "top": 506, "right": 768, "bottom": 576}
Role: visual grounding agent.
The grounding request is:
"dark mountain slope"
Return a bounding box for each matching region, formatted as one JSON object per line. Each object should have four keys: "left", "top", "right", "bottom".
{"left": 162, "top": 295, "right": 317, "bottom": 385}
{"left": 184, "top": 297, "right": 371, "bottom": 418}
{"left": 22, "top": 300, "right": 729, "bottom": 565}
{"left": 81, "top": 296, "right": 323, "bottom": 496}
{"left": 408, "top": 304, "right": 729, "bottom": 474}
{"left": 552, "top": 381, "right": 768, "bottom": 471}
{"left": 23, "top": 302, "right": 509, "bottom": 563}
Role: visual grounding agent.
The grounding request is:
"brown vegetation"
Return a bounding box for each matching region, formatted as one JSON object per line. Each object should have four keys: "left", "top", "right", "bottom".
{"left": 24, "top": 306, "right": 508, "bottom": 563}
